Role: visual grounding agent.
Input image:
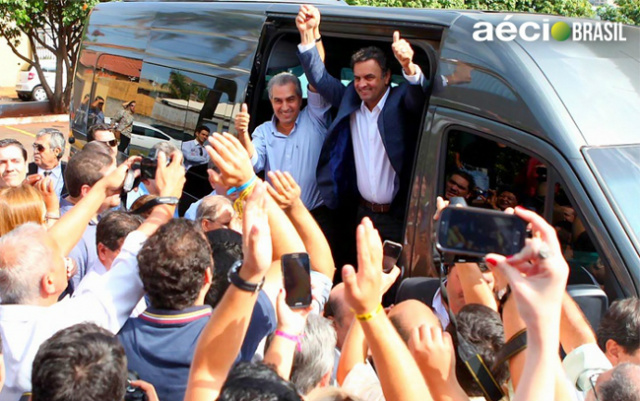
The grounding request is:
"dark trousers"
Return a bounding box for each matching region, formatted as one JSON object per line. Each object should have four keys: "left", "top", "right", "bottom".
{"left": 118, "top": 135, "right": 130, "bottom": 153}
{"left": 356, "top": 204, "right": 403, "bottom": 244}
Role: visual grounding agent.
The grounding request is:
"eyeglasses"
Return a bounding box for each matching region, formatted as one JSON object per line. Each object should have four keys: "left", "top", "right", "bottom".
{"left": 589, "top": 373, "right": 601, "bottom": 401}
{"left": 32, "top": 144, "right": 46, "bottom": 152}
{"left": 100, "top": 139, "right": 118, "bottom": 147}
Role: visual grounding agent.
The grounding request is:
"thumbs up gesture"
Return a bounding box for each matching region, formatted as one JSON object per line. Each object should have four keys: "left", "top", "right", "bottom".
{"left": 391, "top": 31, "right": 416, "bottom": 75}
{"left": 235, "top": 103, "right": 250, "bottom": 137}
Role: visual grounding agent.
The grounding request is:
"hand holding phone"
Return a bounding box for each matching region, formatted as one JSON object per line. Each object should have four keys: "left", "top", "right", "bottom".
{"left": 281, "top": 252, "right": 312, "bottom": 309}
{"left": 382, "top": 240, "right": 403, "bottom": 273}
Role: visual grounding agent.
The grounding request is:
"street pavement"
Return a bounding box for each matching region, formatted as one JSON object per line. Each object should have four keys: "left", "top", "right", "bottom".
{"left": 0, "top": 121, "right": 71, "bottom": 162}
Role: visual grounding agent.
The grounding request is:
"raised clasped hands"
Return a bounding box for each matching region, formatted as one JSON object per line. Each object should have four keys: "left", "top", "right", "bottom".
{"left": 296, "top": 4, "right": 320, "bottom": 34}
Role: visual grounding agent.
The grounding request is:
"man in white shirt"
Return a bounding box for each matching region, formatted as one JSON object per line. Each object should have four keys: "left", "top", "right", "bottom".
{"left": 182, "top": 125, "right": 211, "bottom": 170}
{"left": 0, "top": 151, "right": 184, "bottom": 400}
{"left": 29, "top": 128, "right": 67, "bottom": 197}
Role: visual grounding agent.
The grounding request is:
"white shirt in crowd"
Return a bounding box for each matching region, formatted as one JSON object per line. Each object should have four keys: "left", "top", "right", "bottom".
{"left": 0, "top": 231, "right": 148, "bottom": 400}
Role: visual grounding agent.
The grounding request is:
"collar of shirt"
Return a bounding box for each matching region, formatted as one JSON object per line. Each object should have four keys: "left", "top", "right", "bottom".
{"left": 359, "top": 86, "right": 391, "bottom": 115}
{"left": 432, "top": 288, "right": 451, "bottom": 329}
{"left": 139, "top": 305, "right": 212, "bottom": 325}
{"left": 37, "top": 162, "right": 61, "bottom": 179}
{"left": 269, "top": 113, "right": 302, "bottom": 138}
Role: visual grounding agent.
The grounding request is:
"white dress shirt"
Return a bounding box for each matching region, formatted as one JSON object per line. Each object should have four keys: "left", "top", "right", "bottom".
{"left": 350, "top": 67, "right": 424, "bottom": 205}
{"left": 37, "top": 162, "right": 64, "bottom": 198}
{"left": 0, "top": 231, "right": 148, "bottom": 400}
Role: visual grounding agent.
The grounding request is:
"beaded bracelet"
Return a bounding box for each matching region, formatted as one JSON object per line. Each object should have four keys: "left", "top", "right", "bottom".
{"left": 275, "top": 330, "right": 304, "bottom": 351}
{"left": 355, "top": 304, "right": 384, "bottom": 322}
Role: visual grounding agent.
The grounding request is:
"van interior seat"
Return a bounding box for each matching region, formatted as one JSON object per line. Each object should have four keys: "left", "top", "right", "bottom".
{"left": 395, "top": 276, "right": 440, "bottom": 307}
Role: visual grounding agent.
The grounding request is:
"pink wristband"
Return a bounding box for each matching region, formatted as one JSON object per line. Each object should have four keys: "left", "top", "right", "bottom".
{"left": 275, "top": 330, "right": 303, "bottom": 351}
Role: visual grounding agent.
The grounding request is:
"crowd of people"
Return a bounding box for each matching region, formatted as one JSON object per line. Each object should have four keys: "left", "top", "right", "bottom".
{"left": 1, "top": 4, "right": 639, "bottom": 401}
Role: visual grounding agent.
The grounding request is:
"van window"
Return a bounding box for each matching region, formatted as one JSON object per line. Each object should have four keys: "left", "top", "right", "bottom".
{"left": 93, "top": 54, "right": 141, "bottom": 126}
{"left": 443, "top": 130, "right": 545, "bottom": 214}
{"left": 71, "top": 51, "right": 98, "bottom": 135}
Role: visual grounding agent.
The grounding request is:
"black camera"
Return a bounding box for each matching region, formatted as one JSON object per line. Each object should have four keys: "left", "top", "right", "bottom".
{"left": 125, "top": 371, "right": 148, "bottom": 401}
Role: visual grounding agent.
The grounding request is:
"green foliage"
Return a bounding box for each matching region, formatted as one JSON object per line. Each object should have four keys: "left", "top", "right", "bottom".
{"left": 598, "top": 0, "right": 640, "bottom": 25}
{"left": 346, "top": 0, "right": 596, "bottom": 18}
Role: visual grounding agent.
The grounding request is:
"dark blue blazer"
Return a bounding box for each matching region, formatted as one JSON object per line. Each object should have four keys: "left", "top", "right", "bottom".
{"left": 298, "top": 46, "right": 430, "bottom": 214}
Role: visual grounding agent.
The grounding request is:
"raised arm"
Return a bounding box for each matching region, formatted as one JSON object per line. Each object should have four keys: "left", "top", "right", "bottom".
{"left": 234, "top": 103, "right": 258, "bottom": 162}
{"left": 343, "top": 218, "right": 432, "bottom": 401}
{"left": 185, "top": 182, "right": 273, "bottom": 401}
{"left": 296, "top": 6, "right": 345, "bottom": 108}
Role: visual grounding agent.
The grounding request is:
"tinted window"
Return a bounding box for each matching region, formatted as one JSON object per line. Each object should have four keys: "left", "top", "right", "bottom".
{"left": 93, "top": 53, "right": 142, "bottom": 129}
{"left": 71, "top": 50, "right": 99, "bottom": 136}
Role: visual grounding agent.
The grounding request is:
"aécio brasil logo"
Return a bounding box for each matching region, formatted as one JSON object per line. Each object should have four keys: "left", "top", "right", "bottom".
{"left": 473, "top": 16, "right": 627, "bottom": 42}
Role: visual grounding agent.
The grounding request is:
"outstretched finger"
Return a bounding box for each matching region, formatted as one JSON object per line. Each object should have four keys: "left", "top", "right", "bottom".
{"left": 393, "top": 31, "right": 400, "bottom": 43}
{"left": 341, "top": 264, "right": 361, "bottom": 307}
{"left": 266, "top": 183, "right": 288, "bottom": 206}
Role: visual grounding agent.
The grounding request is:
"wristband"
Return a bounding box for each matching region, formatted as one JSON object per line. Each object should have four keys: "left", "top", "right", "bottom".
{"left": 355, "top": 304, "right": 383, "bottom": 322}
{"left": 275, "top": 330, "right": 304, "bottom": 351}
{"left": 315, "top": 36, "right": 322, "bottom": 43}
{"left": 227, "top": 175, "right": 257, "bottom": 196}
{"left": 232, "top": 178, "right": 258, "bottom": 218}
{"left": 227, "top": 260, "right": 264, "bottom": 294}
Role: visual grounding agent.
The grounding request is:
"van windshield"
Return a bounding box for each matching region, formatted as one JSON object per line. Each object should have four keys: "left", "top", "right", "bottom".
{"left": 585, "top": 145, "right": 640, "bottom": 254}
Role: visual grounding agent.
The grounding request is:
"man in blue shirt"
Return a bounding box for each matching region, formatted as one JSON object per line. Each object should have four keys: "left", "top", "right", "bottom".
{"left": 235, "top": 72, "right": 331, "bottom": 215}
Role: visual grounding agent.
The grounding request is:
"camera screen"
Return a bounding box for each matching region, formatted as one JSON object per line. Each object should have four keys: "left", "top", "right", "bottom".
{"left": 282, "top": 254, "right": 311, "bottom": 308}
{"left": 438, "top": 208, "right": 526, "bottom": 257}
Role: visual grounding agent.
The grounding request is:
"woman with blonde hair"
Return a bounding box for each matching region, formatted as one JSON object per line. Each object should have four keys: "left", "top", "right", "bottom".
{"left": 0, "top": 177, "right": 60, "bottom": 236}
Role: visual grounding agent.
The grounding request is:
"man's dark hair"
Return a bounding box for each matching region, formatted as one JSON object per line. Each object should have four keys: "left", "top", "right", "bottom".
{"left": 96, "top": 211, "right": 143, "bottom": 251}
{"left": 217, "top": 362, "right": 302, "bottom": 401}
{"left": 87, "top": 123, "right": 113, "bottom": 143}
{"left": 446, "top": 304, "right": 509, "bottom": 397}
{"left": 597, "top": 297, "right": 640, "bottom": 355}
{"left": 195, "top": 125, "right": 211, "bottom": 134}
{"left": 350, "top": 46, "right": 389, "bottom": 75}
{"left": 449, "top": 170, "right": 476, "bottom": 193}
{"left": 31, "top": 322, "right": 127, "bottom": 401}
{"left": 65, "top": 150, "right": 113, "bottom": 197}
{"left": 204, "top": 228, "right": 243, "bottom": 308}
{"left": 0, "top": 138, "right": 27, "bottom": 161}
{"left": 598, "top": 363, "right": 640, "bottom": 401}
{"left": 137, "top": 219, "right": 213, "bottom": 310}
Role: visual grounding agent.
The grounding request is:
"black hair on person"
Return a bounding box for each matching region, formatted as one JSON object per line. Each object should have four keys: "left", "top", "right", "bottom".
{"left": 445, "top": 304, "right": 509, "bottom": 397}
{"left": 196, "top": 125, "right": 211, "bottom": 134}
{"left": 65, "top": 150, "right": 113, "bottom": 197}
{"left": 448, "top": 170, "right": 476, "bottom": 193}
{"left": 137, "top": 219, "right": 213, "bottom": 310}
{"left": 597, "top": 297, "right": 640, "bottom": 355}
{"left": 350, "top": 46, "right": 389, "bottom": 75}
{"left": 87, "top": 123, "right": 113, "bottom": 143}
{"left": 0, "top": 138, "right": 27, "bottom": 161}
{"left": 31, "top": 323, "right": 127, "bottom": 401}
{"left": 217, "top": 362, "right": 302, "bottom": 401}
{"left": 95, "top": 211, "right": 143, "bottom": 251}
{"left": 204, "top": 228, "right": 243, "bottom": 308}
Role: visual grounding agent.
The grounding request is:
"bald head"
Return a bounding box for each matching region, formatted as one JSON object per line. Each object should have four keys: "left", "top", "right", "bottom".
{"left": 389, "top": 299, "right": 441, "bottom": 344}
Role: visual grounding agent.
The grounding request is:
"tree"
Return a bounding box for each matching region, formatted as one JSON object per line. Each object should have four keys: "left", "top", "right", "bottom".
{"left": 0, "top": 0, "right": 101, "bottom": 113}
{"left": 598, "top": 0, "right": 640, "bottom": 25}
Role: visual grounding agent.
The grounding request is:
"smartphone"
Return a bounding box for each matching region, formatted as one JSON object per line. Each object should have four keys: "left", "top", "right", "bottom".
{"left": 382, "top": 240, "right": 403, "bottom": 273}
{"left": 281, "top": 252, "right": 312, "bottom": 309}
{"left": 436, "top": 206, "right": 527, "bottom": 258}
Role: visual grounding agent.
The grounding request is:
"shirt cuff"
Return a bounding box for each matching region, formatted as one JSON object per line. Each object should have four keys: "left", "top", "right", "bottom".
{"left": 298, "top": 42, "right": 316, "bottom": 53}
{"left": 306, "top": 89, "right": 329, "bottom": 108}
{"left": 402, "top": 65, "right": 424, "bottom": 86}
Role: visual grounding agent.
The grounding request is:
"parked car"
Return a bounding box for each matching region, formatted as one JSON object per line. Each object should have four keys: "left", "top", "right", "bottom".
{"left": 70, "top": 1, "right": 640, "bottom": 310}
{"left": 102, "top": 117, "right": 182, "bottom": 156}
{"left": 15, "top": 60, "right": 66, "bottom": 101}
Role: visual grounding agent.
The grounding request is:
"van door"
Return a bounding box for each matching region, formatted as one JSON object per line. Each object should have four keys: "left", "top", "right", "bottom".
{"left": 406, "top": 107, "right": 636, "bottom": 299}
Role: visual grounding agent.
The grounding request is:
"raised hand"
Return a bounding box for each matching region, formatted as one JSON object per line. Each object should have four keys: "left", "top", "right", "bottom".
{"left": 241, "top": 182, "right": 272, "bottom": 282}
{"left": 206, "top": 132, "right": 255, "bottom": 189}
{"left": 33, "top": 176, "right": 59, "bottom": 214}
{"left": 266, "top": 170, "right": 301, "bottom": 209}
{"left": 296, "top": 5, "right": 320, "bottom": 34}
{"left": 485, "top": 207, "right": 569, "bottom": 327}
{"left": 342, "top": 217, "right": 384, "bottom": 315}
{"left": 99, "top": 155, "right": 142, "bottom": 196}
{"left": 391, "top": 31, "right": 416, "bottom": 75}
{"left": 276, "top": 288, "right": 312, "bottom": 335}
{"left": 235, "top": 103, "right": 250, "bottom": 137}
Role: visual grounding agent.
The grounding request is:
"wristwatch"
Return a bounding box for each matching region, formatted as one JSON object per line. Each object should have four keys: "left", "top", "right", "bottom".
{"left": 131, "top": 196, "right": 179, "bottom": 215}
{"left": 227, "top": 260, "right": 264, "bottom": 294}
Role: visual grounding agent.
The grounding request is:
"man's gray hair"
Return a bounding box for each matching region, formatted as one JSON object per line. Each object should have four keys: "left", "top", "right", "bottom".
{"left": 0, "top": 223, "right": 53, "bottom": 304}
{"left": 152, "top": 140, "right": 180, "bottom": 157}
{"left": 196, "top": 195, "right": 233, "bottom": 222}
{"left": 267, "top": 72, "right": 302, "bottom": 100}
{"left": 291, "top": 314, "right": 337, "bottom": 395}
{"left": 37, "top": 128, "right": 66, "bottom": 160}
{"left": 599, "top": 363, "right": 640, "bottom": 401}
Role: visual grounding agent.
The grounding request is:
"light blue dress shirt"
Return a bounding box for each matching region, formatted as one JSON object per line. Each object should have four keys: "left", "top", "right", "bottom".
{"left": 250, "top": 90, "right": 331, "bottom": 211}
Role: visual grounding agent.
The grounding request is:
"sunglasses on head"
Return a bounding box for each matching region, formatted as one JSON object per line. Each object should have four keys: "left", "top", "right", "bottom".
{"left": 32, "top": 144, "right": 46, "bottom": 152}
